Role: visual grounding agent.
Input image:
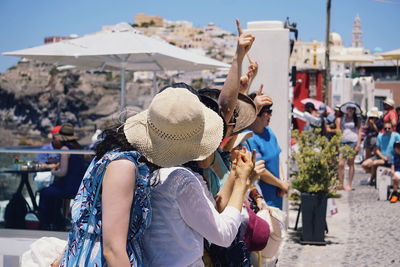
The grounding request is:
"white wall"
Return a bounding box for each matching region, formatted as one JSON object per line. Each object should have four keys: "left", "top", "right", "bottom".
{"left": 331, "top": 76, "right": 352, "bottom": 107}
{"left": 331, "top": 76, "right": 375, "bottom": 113}
{"left": 352, "top": 76, "right": 375, "bottom": 112}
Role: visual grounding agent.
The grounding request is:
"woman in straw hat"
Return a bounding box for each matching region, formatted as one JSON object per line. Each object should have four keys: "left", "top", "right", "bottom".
{"left": 338, "top": 102, "right": 363, "bottom": 191}
{"left": 57, "top": 121, "right": 156, "bottom": 266}
{"left": 129, "top": 87, "right": 254, "bottom": 266}
{"left": 39, "top": 123, "right": 86, "bottom": 231}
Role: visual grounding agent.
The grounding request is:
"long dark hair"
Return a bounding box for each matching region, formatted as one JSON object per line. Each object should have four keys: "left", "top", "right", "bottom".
{"left": 345, "top": 109, "right": 359, "bottom": 127}
{"left": 93, "top": 123, "right": 160, "bottom": 176}
{"left": 94, "top": 123, "right": 134, "bottom": 160}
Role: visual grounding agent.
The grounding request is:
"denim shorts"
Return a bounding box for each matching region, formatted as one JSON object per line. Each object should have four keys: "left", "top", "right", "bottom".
{"left": 340, "top": 142, "right": 357, "bottom": 149}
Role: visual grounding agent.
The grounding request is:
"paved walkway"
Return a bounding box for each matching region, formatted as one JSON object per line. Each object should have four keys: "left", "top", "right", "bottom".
{"left": 278, "top": 165, "right": 400, "bottom": 267}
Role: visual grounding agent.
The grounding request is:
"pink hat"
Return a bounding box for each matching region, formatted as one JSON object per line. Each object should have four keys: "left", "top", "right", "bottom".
{"left": 243, "top": 205, "right": 270, "bottom": 251}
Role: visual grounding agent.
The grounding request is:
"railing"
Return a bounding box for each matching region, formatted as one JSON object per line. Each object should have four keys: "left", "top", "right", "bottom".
{"left": 0, "top": 148, "right": 94, "bottom": 232}
{"left": 0, "top": 148, "right": 94, "bottom": 155}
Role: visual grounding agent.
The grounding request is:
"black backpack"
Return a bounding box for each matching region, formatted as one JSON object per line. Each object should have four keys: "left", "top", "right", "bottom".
{"left": 4, "top": 192, "right": 29, "bottom": 229}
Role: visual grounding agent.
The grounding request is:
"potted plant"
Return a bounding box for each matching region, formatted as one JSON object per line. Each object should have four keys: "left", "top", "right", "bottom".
{"left": 290, "top": 129, "right": 354, "bottom": 244}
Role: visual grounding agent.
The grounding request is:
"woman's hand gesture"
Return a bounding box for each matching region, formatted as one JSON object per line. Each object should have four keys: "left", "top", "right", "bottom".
{"left": 236, "top": 19, "right": 255, "bottom": 60}
{"left": 232, "top": 147, "right": 255, "bottom": 186}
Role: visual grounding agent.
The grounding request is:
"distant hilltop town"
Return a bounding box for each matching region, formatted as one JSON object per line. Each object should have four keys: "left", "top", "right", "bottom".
{"left": 45, "top": 13, "right": 238, "bottom": 64}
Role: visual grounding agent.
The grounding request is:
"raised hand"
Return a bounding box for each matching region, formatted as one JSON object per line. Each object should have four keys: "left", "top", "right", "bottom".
{"left": 236, "top": 19, "right": 255, "bottom": 59}
{"left": 247, "top": 54, "right": 258, "bottom": 79}
{"left": 234, "top": 147, "right": 254, "bottom": 186}
{"left": 249, "top": 158, "right": 264, "bottom": 184}
{"left": 253, "top": 84, "right": 273, "bottom": 112}
{"left": 239, "top": 56, "right": 259, "bottom": 94}
{"left": 253, "top": 160, "right": 266, "bottom": 176}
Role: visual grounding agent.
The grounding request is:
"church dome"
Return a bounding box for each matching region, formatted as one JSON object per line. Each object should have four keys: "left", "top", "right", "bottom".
{"left": 329, "top": 32, "right": 342, "bottom": 47}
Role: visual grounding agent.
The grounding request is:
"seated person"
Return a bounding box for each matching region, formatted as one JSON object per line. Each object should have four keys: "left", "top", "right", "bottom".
{"left": 39, "top": 123, "right": 86, "bottom": 230}
{"left": 362, "top": 122, "right": 400, "bottom": 185}
{"left": 37, "top": 125, "right": 62, "bottom": 168}
{"left": 390, "top": 141, "right": 400, "bottom": 203}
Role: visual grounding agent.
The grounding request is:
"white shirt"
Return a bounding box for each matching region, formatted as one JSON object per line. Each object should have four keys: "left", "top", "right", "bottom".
{"left": 143, "top": 167, "right": 241, "bottom": 267}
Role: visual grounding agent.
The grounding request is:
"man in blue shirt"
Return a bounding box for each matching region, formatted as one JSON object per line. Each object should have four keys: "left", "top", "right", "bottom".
{"left": 364, "top": 122, "right": 400, "bottom": 185}
{"left": 37, "top": 125, "right": 62, "bottom": 166}
{"left": 245, "top": 95, "right": 289, "bottom": 210}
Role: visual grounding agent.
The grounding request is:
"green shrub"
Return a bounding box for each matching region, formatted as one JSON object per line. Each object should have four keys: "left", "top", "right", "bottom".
{"left": 291, "top": 129, "right": 355, "bottom": 194}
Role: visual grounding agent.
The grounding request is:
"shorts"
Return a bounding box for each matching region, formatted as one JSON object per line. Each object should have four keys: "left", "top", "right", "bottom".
{"left": 394, "top": 172, "right": 400, "bottom": 180}
{"left": 367, "top": 155, "right": 392, "bottom": 167}
{"left": 340, "top": 142, "right": 357, "bottom": 149}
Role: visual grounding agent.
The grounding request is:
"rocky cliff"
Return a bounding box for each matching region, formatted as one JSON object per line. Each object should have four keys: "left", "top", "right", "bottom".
{"left": 0, "top": 60, "right": 160, "bottom": 146}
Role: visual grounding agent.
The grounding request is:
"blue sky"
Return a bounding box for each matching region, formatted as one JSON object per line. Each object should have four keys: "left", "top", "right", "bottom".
{"left": 1, "top": 0, "right": 399, "bottom": 73}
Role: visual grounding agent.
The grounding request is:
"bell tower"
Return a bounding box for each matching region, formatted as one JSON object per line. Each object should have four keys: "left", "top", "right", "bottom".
{"left": 352, "top": 15, "right": 362, "bottom": 48}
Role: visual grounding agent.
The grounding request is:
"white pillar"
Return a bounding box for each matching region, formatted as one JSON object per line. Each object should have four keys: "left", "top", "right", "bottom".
{"left": 243, "top": 21, "right": 291, "bottom": 213}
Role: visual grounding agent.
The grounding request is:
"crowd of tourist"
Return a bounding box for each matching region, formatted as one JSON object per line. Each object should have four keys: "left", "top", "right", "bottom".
{"left": 302, "top": 96, "right": 400, "bottom": 202}
{"left": 29, "top": 19, "right": 289, "bottom": 267}
{"left": 23, "top": 18, "right": 399, "bottom": 267}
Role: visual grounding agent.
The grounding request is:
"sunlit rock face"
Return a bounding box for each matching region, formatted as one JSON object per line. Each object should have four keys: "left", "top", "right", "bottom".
{"left": 0, "top": 60, "right": 156, "bottom": 146}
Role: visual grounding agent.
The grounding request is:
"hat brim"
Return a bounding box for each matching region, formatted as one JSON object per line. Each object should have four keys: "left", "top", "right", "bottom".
{"left": 231, "top": 131, "right": 253, "bottom": 149}
{"left": 340, "top": 102, "right": 361, "bottom": 114}
{"left": 232, "top": 94, "right": 257, "bottom": 135}
{"left": 124, "top": 105, "right": 224, "bottom": 168}
{"left": 384, "top": 101, "right": 394, "bottom": 107}
{"left": 223, "top": 131, "right": 253, "bottom": 152}
{"left": 55, "top": 133, "right": 78, "bottom": 141}
{"left": 198, "top": 88, "right": 257, "bottom": 135}
{"left": 367, "top": 111, "right": 380, "bottom": 118}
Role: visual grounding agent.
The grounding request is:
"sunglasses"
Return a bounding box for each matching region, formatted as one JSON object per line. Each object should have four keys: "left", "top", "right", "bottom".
{"left": 384, "top": 127, "right": 392, "bottom": 130}
{"left": 258, "top": 109, "right": 272, "bottom": 116}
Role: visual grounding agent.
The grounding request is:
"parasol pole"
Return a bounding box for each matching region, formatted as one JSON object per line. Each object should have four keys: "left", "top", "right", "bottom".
{"left": 152, "top": 71, "right": 157, "bottom": 97}
{"left": 324, "top": 0, "right": 331, "bottom": 105}
{"left": 120, "top": 66, "right": 126, "bottom": 113}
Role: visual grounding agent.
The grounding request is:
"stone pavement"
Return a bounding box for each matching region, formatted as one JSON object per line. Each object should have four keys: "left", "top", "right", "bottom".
{"left": 278, "top": 164, "right": 400, "bottom": 267}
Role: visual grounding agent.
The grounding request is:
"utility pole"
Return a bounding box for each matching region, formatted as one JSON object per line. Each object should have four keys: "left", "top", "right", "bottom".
{"left": 324, "top": 0, "right": 331, "bottom": 104}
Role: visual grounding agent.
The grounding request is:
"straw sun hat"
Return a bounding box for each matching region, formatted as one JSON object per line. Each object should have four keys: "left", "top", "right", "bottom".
{"left": 124, "top": 87, "right": 224, "bottom": 168}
